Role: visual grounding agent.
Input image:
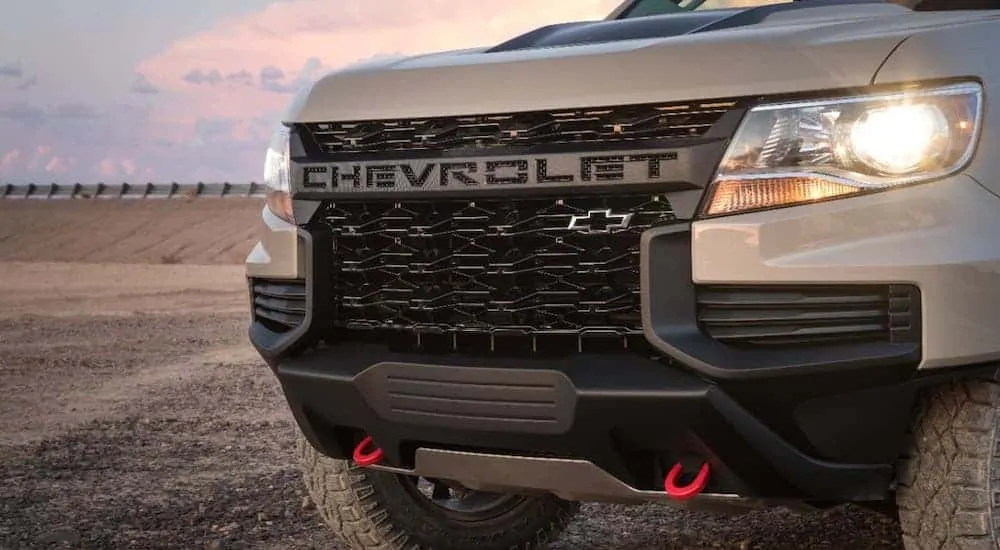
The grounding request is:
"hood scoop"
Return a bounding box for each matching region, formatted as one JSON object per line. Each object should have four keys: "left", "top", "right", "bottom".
{"left": 488, "top": 0, "right": 904, "bottom": 53}
{"left": 487, "top": 11, "right": 738, "bottom": 53}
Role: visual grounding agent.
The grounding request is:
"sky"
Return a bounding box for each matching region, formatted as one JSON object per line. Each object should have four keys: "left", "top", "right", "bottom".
{"left": 0, "top": 0, "right": 624, "bottom": 185}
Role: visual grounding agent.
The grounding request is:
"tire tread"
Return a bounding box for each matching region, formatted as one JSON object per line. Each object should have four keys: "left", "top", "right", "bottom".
{"left": 896, "top": 379, "right": 1000, "bottom": 550}
{"left": 297, "top": 435, "right": 577, "bottom": 550}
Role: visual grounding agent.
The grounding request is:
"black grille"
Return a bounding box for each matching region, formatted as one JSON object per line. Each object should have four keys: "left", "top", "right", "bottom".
{"left": 696, "top": 284, "right": 920, "bottom": 346}
{"left": 252, "top": 279, "right": 307, "bottom": 333}
{"left": 300, "top": 100, "right": 737, "bottom": 157}
{"left": 316, "top": 193, "right": 678, "bottom": 354}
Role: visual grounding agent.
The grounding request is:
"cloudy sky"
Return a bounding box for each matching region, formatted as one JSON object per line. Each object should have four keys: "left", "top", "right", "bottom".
{"left": 0, "top": 0, "right": 623, "bottom": 185}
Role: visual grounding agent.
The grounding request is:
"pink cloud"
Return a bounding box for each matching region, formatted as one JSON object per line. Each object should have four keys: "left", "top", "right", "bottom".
{"left": 27, "top": 145, "right": 53, "bottom": 171}
{"left": 44, "top": 156, "right": 72, "bottom": 174}
{"left": 97, "top": 158, "right": 118, "bottom": 177}
{"left": 0, "top": 148, "right": 22, "bottom": 173}
{"left": 120, "top": 158, "right": 137, "bottom": 176}
{"left": 2, "top": 146, "right": 75, "bottom": 178}
{"left": 96, "top": 157, "right": 142, "bottom": 178}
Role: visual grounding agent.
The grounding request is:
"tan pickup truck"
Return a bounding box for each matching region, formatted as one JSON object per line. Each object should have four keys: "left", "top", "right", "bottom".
{"left": 245, "top": 1, "right": 1000, "bottom": 548}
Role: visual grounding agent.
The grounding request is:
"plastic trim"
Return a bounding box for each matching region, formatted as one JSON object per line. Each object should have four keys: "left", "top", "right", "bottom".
{"left": 640, "top": 224, "right": 922, "bottom": 380}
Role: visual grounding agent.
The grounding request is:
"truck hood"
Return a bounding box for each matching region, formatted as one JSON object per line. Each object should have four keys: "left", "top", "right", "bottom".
{"left": 285, "top": 3, "right": 992, "bottom": 123}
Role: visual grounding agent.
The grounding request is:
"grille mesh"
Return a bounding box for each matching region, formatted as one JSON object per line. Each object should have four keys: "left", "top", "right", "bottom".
{"left": 316, "top": 194, "right": 677, "bottom": 353}
{"left": 300, "top": 100, "right": 737, "bottom": 157}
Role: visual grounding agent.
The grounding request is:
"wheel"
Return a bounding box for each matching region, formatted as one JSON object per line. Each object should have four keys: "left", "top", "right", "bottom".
{"left": 896, "top": 378, "right": 1000, "bottom": 549}
{"left": 297, "top": 434, "right": 580, "bottom": 550}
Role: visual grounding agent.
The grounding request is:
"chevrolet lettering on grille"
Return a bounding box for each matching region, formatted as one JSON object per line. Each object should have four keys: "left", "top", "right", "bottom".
{"left": 300, "top": 149, "right": 679, "bottom": 192}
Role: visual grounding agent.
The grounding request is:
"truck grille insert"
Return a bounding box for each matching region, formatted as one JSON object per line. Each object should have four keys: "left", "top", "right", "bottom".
{"left": 316, "top": 194, "right": 678, "bottom": 354}
{"left": 696, "top": 284, "right": 920, "bottom": 346}
{"left": 299, "top": 100, "right": 737, "bottom": 157}
{"left": 252, "top": 279, "right": 307, "bottom": 333}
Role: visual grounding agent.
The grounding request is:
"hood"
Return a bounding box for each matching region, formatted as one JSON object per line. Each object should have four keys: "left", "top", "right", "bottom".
{"left": 285, "top": 3, "right": 993, "bottom": 123}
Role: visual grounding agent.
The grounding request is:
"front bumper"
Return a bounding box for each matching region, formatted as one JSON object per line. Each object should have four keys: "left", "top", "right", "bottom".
{"left": 276, "top": 342, "right": 901, "bottom": 503}
{"left": 250, "top": 173, "right": 1000, "bottom": 504}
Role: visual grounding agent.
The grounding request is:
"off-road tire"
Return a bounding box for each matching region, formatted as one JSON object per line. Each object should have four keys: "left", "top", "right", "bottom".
{"left": 896, "top": 378, "right": 1000, "bottom": 549}
{"left": 297, "top": 434, "right": 580, "bottom": 550}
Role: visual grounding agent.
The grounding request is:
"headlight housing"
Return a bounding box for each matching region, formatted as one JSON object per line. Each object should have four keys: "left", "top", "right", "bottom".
{"left": 263, "top": 124, "right": 294, "bottom": 223}
{"left": 702, "top": 81, "right": 983, "bottom": 217}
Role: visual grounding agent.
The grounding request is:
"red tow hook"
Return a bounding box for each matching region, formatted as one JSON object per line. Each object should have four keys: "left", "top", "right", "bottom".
{"left": 352, "top": 435, "right": 384, "bottom": 467}
{"left": 664, "top": 462, "right": 711, "bottom": 501}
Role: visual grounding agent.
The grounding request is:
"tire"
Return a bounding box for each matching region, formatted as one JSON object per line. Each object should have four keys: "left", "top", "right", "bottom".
{"left": 896, "top": 378, "right": 1000, "bottom": 549}
{"left": 296, "top": 434, "right": 580, "bottom": 550}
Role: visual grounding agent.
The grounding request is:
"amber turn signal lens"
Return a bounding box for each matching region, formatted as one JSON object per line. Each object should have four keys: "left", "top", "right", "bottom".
{"left": 703, "top": 177, "right": 863, "bottom": 217}
{"left": 265, "top": 189, "right": 295, "bottom": 223}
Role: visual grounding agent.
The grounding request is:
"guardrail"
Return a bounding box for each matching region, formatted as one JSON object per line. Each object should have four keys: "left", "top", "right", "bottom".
{"left": 0, "top": 182, "right": 267, "bottom": 199}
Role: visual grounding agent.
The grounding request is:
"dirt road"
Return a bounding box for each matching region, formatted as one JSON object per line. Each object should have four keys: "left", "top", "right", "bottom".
{"left": 0, "top": 261, "right": 905, "bottom": 549}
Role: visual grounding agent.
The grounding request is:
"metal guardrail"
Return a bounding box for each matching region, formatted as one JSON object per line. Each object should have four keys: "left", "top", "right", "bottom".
{"left": 0, "top": 182, "right": 267, "bottom": 199}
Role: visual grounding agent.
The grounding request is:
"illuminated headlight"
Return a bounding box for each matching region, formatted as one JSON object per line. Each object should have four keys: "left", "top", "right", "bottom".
{"left": 263, "top": 124, "right": 294, "bottom": 223}
{"left": 702, "top": 82, "right": 983, "bottom": 217}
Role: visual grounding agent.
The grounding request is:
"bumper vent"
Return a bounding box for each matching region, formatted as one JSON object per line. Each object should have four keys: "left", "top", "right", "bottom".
{"left": 365, "top": 363, "right": 574, "bottom": 434}
{"left": 299, "top": 99, "right": 738, "bottom": 158}
{"left": 696, "top": 284, "right": 920, "bottom": 346}
{"left": 317, "top": 193, "right": 677, "bottom": 355}
{"left": 251, "top": 279, "right": 307, "bottom": 333}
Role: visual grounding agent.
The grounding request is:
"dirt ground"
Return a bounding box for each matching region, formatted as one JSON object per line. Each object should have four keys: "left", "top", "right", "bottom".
{"left": 0, "top": 198, "right": 263, "bottom": 265}
{"left": 0, "top": 200, "right": 905, "bottom": 549}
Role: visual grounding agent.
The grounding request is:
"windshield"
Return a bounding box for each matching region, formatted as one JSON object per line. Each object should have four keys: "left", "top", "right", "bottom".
{"left": 622, "top": 0, "right": 793, "bottom": 17}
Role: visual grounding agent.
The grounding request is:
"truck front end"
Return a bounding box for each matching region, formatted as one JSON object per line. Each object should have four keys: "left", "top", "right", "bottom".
{"left": 245, "top": 1, "right": 1000, "bottom": 548}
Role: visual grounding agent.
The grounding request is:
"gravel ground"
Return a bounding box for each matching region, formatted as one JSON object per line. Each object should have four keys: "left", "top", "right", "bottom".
{"left": 0, "top": 262, "right": 906, "bottom": 549}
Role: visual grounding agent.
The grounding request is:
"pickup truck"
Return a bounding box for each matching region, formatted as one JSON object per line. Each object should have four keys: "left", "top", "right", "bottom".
{"left": 246, "top": 0, "right": 1000, "bottom": 548}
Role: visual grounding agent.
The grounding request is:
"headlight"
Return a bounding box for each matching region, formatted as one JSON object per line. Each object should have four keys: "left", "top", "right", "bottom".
{"left": 263, "top": 124, "right": 294, "bottom": 223}
{"left": 702, "top": 82, "right": 983, "bottom": 217}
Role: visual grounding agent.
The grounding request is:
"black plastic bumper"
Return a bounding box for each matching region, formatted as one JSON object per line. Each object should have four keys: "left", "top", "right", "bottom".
{"left": 274, "top": 341, "right": 918, "bottom": 502}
